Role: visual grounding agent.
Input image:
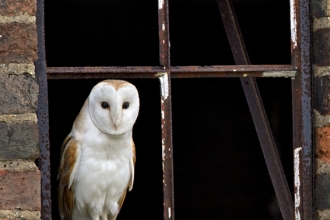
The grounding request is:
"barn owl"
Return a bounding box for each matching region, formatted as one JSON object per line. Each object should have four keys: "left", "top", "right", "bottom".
{"left": 57, "top": 80, "right": 139, "bottom": 220}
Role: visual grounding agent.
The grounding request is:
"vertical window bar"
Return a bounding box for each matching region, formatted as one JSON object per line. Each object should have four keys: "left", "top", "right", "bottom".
{"left": 36, "top": 0, "right": 52, "bottom": 219}
{"left": 290, "top": 0, "right": 299, "bottom": 69}
{"left": 158, "top": 0, "right": 170, "bottom": 68}
{"left": 158, "top": 0, "right": 174, "bottom": 219}
{"left": 292, "top": 0, "right": 313, "bottom": 219}
{"left": 216, "top": 1, "right": 294, "bottom": 220}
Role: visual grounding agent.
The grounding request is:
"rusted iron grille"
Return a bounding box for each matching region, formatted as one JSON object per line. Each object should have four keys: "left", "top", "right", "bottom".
{"left": 36, "top": 0, "right": 312, "bottom": 219}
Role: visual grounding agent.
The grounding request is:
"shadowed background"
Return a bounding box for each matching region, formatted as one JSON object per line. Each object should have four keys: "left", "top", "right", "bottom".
{"left": 46, "top": 0, "right": 292, "bottom": 219}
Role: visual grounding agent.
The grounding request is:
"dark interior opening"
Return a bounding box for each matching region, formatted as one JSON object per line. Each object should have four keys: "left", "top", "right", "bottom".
{"left": 45, "top": 0, "right": 290, "bottom": 67}
{"left": 45, "top": 0, "right": 159, "bottom": 67}
{"left": 171, "top": 78, "right": 292, "bottom": 220}
{"left": 46, "top": 0, "right": 293, "bottom": 219}
{"left": 169, "top": 0, "right": 290, "bottom": 65}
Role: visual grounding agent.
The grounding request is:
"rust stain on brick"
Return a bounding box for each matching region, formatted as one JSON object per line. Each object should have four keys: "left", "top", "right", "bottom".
{"left": 0, "top": 170, "right": 8, "bottom": 177}
{"left": 316, "top": 126, "right": 330, "bottom": 163}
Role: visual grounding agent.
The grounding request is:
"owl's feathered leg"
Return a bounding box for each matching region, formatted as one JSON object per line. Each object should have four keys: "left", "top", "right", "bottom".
{"left": 72, "top": 207, "right": 92, "bottom": 220}
{"left": 107, "top": 214, "right": 118, "bottom": 220}
{"left": 98, "top": 213, "right": 117, "bottom": 220}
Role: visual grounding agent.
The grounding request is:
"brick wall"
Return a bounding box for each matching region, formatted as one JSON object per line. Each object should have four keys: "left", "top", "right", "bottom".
{"left": 312, "top": 0, "right": 330, "bottom": 219}
{"left": 0, "top": 0, "right": 41, "bottom": 219}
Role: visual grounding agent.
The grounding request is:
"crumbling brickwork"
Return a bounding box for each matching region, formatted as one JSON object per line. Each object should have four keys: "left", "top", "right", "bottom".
{"left": 0, "top": 0, "right": 40, "bottom": 219}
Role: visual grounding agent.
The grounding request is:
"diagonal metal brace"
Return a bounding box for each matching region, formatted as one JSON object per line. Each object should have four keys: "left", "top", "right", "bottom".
{"left": 216, "top": 0, "right": 294, "bottom": 219}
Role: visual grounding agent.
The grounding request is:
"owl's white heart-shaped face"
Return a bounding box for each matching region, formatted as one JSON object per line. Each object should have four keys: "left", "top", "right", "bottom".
{"left": 88, "top": 80, "right": 140, "bottom": 135}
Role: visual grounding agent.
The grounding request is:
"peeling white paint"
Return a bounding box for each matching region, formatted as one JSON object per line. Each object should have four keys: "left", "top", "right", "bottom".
{"left": 262, "top": 71, "right": 297, "bottom": 78}
{"left": 162, "top": 23, "right": 165, "bottom": 31}
{"left": 294, "top": 147, "right": 302, "bottom": 220}
{"left": 168, "top": 207, "right": 171, "bottom": 218}
{"left": 157, "top": 72, "right": 169, "bottom": 100}
{"left": 162, "top": 140, "right": 165, "bottom": 171}
{"left": 290, "top": 0, "right": 297, "bottom": 49}
{"left": 158, "top": 0, "right": 164, "bottom": 10}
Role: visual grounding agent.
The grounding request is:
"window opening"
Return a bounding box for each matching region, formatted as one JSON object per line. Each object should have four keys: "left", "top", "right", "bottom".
{"left": 37, "top": 0, "right": 312, "bottom": 219}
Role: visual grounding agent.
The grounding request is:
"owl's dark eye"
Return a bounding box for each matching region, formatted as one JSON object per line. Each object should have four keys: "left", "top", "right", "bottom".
{"left": 122, "top": 102, "right": 129, "bottom": 109}
{"left": 101, "top": 102, "right": 109, "bottom": 109}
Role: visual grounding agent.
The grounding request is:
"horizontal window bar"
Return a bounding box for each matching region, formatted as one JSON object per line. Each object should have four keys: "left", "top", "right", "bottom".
{"left": 171, "top": 65, "right": 295, "bottom": 72}
{"left": 46, "top": 65, "right": 297, "bottom": 79}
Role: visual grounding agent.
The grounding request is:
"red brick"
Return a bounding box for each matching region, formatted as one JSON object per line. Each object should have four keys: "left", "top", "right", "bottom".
{"left": 0, "top": 169, "right": 40, "bottom": 210}
{"left": 316, "top": 126, "right": 330, "bottom": 163}
{"left": 0, "top": 0, "right": 36, "bottom": 16}
{"left": 0, "top": 23, "right": 37, "bottom": 63}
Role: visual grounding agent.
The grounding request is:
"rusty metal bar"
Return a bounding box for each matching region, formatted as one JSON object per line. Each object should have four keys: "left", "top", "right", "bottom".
{"left": 36, "top": 0, "right": 52, "bottom": 219}
{"left": 158, "top": 0, "right": 174, "bottom": 219}
{"left": 171, "top": 71, "right": 296, "bottom": 78}
{"left": 158, "top": 0, "right": 170, "bottom": 68}
{"left": 217, "top": 0, "right": 295, "bottom": 220}
{"left": 47, "top": 66, "right": 165, "bottom": 79}
{"left": 290, "top": 0, "right": 299, "bottom": 69}
{"left": 47, "top": 71, "right": 296, "bottom": 79}
{"left": 46, "top": 66, "right": 297, "bottom": 79}
{"left": 171, "top": 65, "right": 295, "bottom": 72}
{"left": 47, "top": 65, "right": 294, "bottom": 74}
{"left": 47, "top": 66, "right": 164, "bottom": 74}
{"left": 291, "top": 0, "right": 313, "bottom": 218}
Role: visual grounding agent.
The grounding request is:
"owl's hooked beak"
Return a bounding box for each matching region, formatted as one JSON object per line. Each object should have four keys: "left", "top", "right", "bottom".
{"left": 110, "top": 101, "right": 122, "bottom": 130}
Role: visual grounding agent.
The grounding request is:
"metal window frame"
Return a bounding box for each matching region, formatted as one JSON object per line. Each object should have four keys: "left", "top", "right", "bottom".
{"left": 36, "top": 0, "right": 312, "bottom": 219}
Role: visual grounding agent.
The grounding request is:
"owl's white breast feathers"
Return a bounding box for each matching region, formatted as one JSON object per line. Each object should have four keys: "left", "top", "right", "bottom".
{"left": 73, "top": 101, "right": 134, "bottom": 218}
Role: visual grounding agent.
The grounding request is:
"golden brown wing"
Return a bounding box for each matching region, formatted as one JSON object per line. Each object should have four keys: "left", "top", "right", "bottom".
{"left": 57, "top": 134, "right": 80, "bottom": 220}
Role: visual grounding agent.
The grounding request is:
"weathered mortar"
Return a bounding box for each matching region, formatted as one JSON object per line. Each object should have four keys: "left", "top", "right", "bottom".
{"left": 0, "top": 210, "right": 40, "bottom": 220}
